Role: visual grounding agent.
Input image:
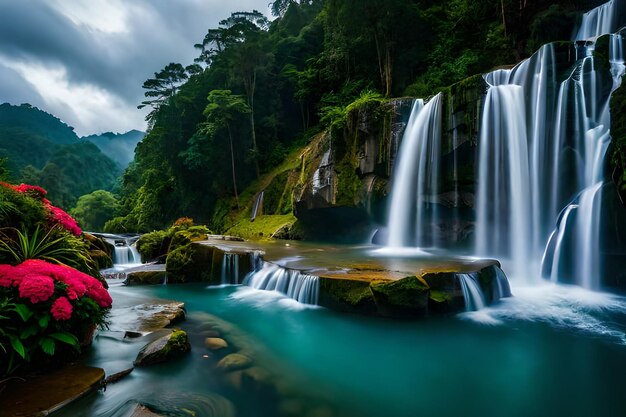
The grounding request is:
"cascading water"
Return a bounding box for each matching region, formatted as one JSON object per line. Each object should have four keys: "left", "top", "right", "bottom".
{"left": 243, "top": 261, "right": 319, "bottom": 305}
{"left": 457, "top": 273, "right": 486, "bottom": 311}
{"left": 475, "top": 84, "right": 532, "bottom": 278}
{"left": 112, "top": 240, "right": 141, "bottom": 266}
{"left": 387, "top": 94, "right": 441, "bottom": 248}
{"left": 575, "top": 0, "right": 617, "bottom": 41}
{"left": 221, "top": 253, "right": 240, "bottom": 285}
{"left": 385, "top": 0, "right": 624, "bottom": 290}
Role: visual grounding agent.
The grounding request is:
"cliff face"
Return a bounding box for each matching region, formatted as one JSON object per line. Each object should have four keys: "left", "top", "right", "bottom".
{"left": 291, "top": 98, "right": 413, "bottom": 241}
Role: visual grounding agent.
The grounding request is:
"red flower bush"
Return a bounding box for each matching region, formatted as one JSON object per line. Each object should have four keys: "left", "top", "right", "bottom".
{"left": 47, "top": 205, "right": 82, "bottom": 236}
{"left": 0, "top": 264, "right": 25, "bottom": 288}
{"left": 1, "top": 181, "right": 82, "bottom": 236}
{"left": 51, "top": 296, "right": 73, "bottom": 321}
{"left": 18, "top": 259, "right": 111, "bottom": 308}
{"left": 18, "top": 274, "right": 55, "bottom": 303}
{"left": 15, "top": 184, "right": 47, "bottom": 200}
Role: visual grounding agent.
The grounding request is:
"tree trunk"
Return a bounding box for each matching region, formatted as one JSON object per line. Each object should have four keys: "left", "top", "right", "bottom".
{"left": 227, "top": 124, "right": 239, "bottom": 209}
{"left": 246, "top": 69, "right": 261, "bottom": 178}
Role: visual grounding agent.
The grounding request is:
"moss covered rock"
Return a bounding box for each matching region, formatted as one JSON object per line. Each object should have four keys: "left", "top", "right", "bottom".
{"left": 125, "top": 270, "right": 167, "bottom": 285}
{"left": 370, "top": 276, "right": 430, "bottom": 317}
{"left": 134, "top": 330, "right": 191, "bottom": 367}
{"left": 165, "top": 243, "right": 217, "bottom": 283}
{"left": 318, "top": 277, "right": 378, "bottom": 314}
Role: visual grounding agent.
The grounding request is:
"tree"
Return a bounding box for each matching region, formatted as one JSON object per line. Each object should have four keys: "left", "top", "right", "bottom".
{"left": 202, "top": 90, "right": 251, "bottom": 208}
{"left": 138, "top": 63, "right": 189, "bottom": 123}
{"left": 70, "top": 190, "right": 120, "bottom": 232}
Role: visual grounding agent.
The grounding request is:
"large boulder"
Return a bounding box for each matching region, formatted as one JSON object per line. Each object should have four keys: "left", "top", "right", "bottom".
{"left": 134, "top": 329, "right": 191, "bottom": 367}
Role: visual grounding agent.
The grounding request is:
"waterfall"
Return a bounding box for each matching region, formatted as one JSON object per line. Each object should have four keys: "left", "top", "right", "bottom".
{"left": 387, "top": 94, "right": 441, "bottom": 248}
{"left": 113, "top": 241, "right": 141, "bottom": 266}
{"left": 457, "top": 273, "right": 486, "bottom": 311}
{"left": 575, "top": 0, "right": 616, "bottom": 40}
{"left": 381, "top": 0, "right": 623, "bottom": 290}
{"left": 243, "top": 261, "right": 320, "bottom": 305}
{"left": 221, "top": 253, "right": 240, "bottom": 285}
{"left": 251, "top": 191, "right": 264, "bottom": 222}
{"left": 476, "top": 84, "right": 532, "bottom": 278}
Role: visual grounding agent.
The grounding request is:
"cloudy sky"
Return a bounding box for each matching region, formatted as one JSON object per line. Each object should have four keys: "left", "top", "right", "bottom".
{"left": 0, "top": 0, "right": 271, "bottom": 136}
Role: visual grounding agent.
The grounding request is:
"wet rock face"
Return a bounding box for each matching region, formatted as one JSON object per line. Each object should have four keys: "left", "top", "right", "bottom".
{"left": 134, "top": 330, "right": 191, "bottom": 367}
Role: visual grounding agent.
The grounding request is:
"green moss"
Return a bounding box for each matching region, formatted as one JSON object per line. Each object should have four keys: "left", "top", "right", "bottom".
{"left": 318, "top": 277, "right": 377, "bottom": 314}
{"left": 370, "top": 276, "right": 430, "bottom": 317}
{"left": 428, "top": 290, "right": 450, "bottom": 303}
{"left": 165, "top": 330, "right": 190, "bottom": 355}
{"left": 165, "top": 243, "right": 216, "bottom": 283}
{"left": 169, "top": 226, "right": 210, "bottom": 253}
{"left": 225, "top": 214, "right": 297, "bottom": 241}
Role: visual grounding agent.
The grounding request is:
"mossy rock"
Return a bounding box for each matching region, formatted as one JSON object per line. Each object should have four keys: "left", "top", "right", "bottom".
{"left": 477, "top": 265, "right": 511, "bottom": 304}
{"left": 134, "top": 330, "right": 191, "bottom": 367}
{"left": 90, "top": 249, "right": 113, "bottom": 269}
{"left": 216, "top": 353, "right": 253, "bottom": 372}
{"left": 125, "top": 270, "right": 167, "bottom": 286}
{"left": 165, "top": 243, "right": 217, "bottom": 283}
{"left": 370, "top": 276, "right": 430, "bottom": 317}
{"left": 318, "top": 277, "right": 377, "bottom": 314}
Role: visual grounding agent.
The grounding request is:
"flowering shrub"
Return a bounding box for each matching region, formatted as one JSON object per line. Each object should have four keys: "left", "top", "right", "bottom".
{"left": 0, "top": 182, "right": 81, "bottom": 236}
{"left": 47, "top": 205, "right": 82, "bottom": 236}
{"left": 0, "top": 259, "right": 111, "bottom": 376}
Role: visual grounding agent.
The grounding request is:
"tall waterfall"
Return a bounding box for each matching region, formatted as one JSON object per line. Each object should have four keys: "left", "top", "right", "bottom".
{"left": 385, "top": 0, "right": 624, "bottom": 290}
{"left": 387, "top": 94, "right": 441, "bottom": 247}
{"left": 243, "top": 261, "right": 320, "bottom": 305}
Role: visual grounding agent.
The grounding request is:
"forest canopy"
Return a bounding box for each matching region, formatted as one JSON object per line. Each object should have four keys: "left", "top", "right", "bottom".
{"left": 106, "top": 0, "right": 600, "bottom": 233}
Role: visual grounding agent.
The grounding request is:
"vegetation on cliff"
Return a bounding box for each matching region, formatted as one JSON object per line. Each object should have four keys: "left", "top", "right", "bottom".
{"left": 102, "top": 0, "right": 600, "bottom": 233}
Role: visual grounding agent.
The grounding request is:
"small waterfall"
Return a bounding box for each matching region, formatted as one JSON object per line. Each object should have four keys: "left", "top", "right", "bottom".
{"left": 457, "top": 273, "right": 486, "bottom": 312}
{"left": 113, "top": 241, "right": 141, "bottom": 266}
{"left": 221, "top": 253, "right": 240, "bottom": 285}
{"left": 387, "top": 94, "right": 441, "bottom": 248}
{"left": 575, "top": 0, "right": 616, "bottom": 40}
{"left": 251, "top": 191, "right": 264, "bottom": 222}
{"left": 243, "top": 262, "right": 319, "bottom": 305}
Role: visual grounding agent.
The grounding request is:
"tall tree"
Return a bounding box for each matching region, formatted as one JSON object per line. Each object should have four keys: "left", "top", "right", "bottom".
{"left": 138, "top": 63, "right": 189, "bottom": 124}
{"left": 202, "top": 90, "right": 251, "bottom": 208}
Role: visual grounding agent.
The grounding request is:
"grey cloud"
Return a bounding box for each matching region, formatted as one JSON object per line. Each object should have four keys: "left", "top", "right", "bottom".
{"left": 0, "top": 0, "right": 271, "bottom": 135}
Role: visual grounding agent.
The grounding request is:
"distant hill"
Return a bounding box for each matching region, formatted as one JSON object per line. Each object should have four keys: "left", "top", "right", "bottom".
{"left": 0, "top": 103, "right": 79, "bottom": 145}
{"left": 0, "top": 102, "right": 121, "bottom": 209}
{"left": 82, "top": 130, "right": 144, "bottom": 169}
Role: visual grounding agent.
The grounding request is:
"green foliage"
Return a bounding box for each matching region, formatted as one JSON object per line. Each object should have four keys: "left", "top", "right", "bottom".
{"left": 70, "top": 190, "right": 120, "bottom": 232}
{"left": 136, "top": 230, "right": 172, "bottom": 262}
{"left": 0, "top": 103, "right": 78, "bottom": 145}
{"left": 0, "top": 104, "right": 121, "bottom": 210}
{"left": 0, "top": 185, "right": 47, "bottom": 231}
{"left": 115, "top": 0, "right": 595, "bottom": 232}
{"left": 0, "top": 226, "right": 95, "bottom": 273}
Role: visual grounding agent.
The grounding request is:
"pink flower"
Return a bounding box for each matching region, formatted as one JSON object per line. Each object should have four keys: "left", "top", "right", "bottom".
{"left": 16, "top": 260, "right": 111, "bottom": 308}
{"left": 47, "top": 205, "right": 82, "bottom": 236}
{"left": 18, "top": 274, "right": 55, "bottom": 303}
{"left": 0, "top": 264, "right": 26, "bottom": 287}
{"left": 50, "top": 296, "right": 73, "bottom": 321}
